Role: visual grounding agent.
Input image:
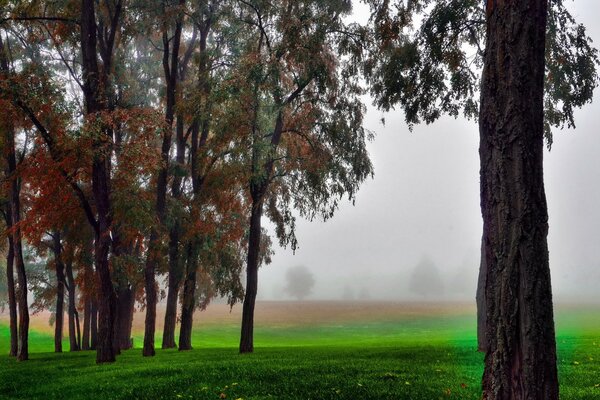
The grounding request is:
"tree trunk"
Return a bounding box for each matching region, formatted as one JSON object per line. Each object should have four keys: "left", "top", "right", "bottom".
{"left": 3, "top": 212, "right": 18, "bottom": 357}
{"left": 476, "top": 237, "right": 487, "bottom": 352}
{"left": 90, "top": 298, "right": 98, "bottom": 350}
{"left": 13, "top": 220, "right": 28, "bottom": 361}
{"left": 0, "top": 18, "right": 18, "bottom": 361}
{"left": 240, "top": 199, "right": 263, "bottom": 354}
{"left": 6, "top": 122, "right": 29, "bottom": 361}
{"left": 65, "top": 260, "right": 81, "bottom": 352}
{"left": 116, "top": 285, "right": 136, "bottom": 350}
{"left": 142, "top": 0, "right": 185, "bottom": 357}
{"left": 162, "top": 115, "right": 186, "bottom": 350}
{"left": 94, "top": 233, "right": 117, "bottom": 363}
{"left": 81, "top": 237, "right": 94, "bottom": 351}
{"left": 82, "top": 297, "right": 91, "bottom": 350}
{"left": 142, "top": 231, "right": 158, "bottom": 357}
{"left": 81, "top": 0, "right": 119, "bottom": 363}
{"left": 53, "top": 234, "right": 66, "bottom": 353}
{"left": 178, "top": 241, "right": 198, "bottom": 351}
{"left": 479, "top": 0, "right": 558, "bottom": 398}
{"left": 162, "top": 228, "right": 182, "bottom": 349}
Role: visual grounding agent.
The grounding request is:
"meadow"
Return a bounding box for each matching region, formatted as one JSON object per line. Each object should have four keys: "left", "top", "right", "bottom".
{"left": 1, "top": 301, "right": 599, "bottom": 399}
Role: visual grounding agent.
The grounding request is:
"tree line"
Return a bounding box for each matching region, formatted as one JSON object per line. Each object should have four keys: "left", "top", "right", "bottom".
{"left": 0, "top": 0, "right": 373, "bottom": 363}
{"left": 1, "top": 0, "right": 598, "bottom": 398}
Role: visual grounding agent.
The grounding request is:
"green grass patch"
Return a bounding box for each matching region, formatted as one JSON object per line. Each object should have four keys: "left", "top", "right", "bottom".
{"left": 0, "top": 304, "right": 599, "bottom": 399}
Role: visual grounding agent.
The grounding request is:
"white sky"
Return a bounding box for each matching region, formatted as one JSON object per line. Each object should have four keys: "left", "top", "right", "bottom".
{"left": 257, "top": 0, "right": 600, "bottom": 302}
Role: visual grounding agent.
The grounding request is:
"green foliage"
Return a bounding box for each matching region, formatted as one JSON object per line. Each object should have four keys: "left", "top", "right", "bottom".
{"left": 365, "top": 0, "right": 599, "bottom": 146}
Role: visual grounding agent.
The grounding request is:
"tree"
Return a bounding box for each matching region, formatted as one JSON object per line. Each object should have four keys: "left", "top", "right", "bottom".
{"left": 235, "top": 0, "right": 373, "bottom": 354}
{"left": 284, "top": 265, "right": 315, "bottom": 301}
{"left": 408, "top": 257, "right": 444, "bottom": 298}
{"left": 365, "top": 0, "right": 598, "bottom": 397}
{"left": 479, "top": 1, "right": 559, "bottom": 397}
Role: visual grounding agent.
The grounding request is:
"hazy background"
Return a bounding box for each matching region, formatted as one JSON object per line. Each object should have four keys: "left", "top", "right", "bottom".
{"left": 257, "top": 1, "right": 600, "bottom": 303}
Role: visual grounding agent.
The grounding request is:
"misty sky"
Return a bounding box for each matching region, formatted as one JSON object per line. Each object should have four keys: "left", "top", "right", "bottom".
{"left": 258, "top": 1, "right": 600, "bottom": 302}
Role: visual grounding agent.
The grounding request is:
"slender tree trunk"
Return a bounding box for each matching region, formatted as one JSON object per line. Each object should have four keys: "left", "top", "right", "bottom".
{"left": 163, "top": 116, "right": 186, "bottom": 350}
{"left": 81, "top": 0, "right": 119, "bottom": 363}
{"left": 6, "top": 123, "right": 29, "bottom": 361}
{"left": 0, "top": 19, "right": 18, "bottom": 360}
{"left": 65, "top": 260, "right": 80, "bottom": 352}
{"left": 81, "top": 237, "right": 94, "bottom": 351}
{"left": 142, "top": 231, "right": 158, "bottom": 357}
{"left": 479, "top": 1, "right": 558, "bottom": 398}
{"left": 240, "top": 199, "right": 263, "bottom": 354}
{"left": 13, "top": 221, "right": 28, "bottom": 361}
{"left": 90, "top": 298, "right": 98, "bottom": 350}
{"left": 178, "top": 241, "right": 198, "bottom": 351}
{"left": 53, "top": 234, "right": 66, "bottom": 353}
{"left": 143, "top": 0, "right": 185, "bottom": 357}
{"left": 162, "top": 231, "right": 182, "bottom": 349}
{"left": 82, "top": 296, "right": 91, "bottom": 350}
{"left": 3, "top": 211, "right": 18, "bottom": 357}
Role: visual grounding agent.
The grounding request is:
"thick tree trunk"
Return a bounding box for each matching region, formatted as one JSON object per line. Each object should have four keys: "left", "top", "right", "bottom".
{"left": 4, "top": 213, "right": 18, "bottom": 357}
{"left": 178, "top": 242, "right": 198, "bottom": 351}
{"left": 53, "top": 234, "right": 66, "bottom": 353}
{"left": 479, "top": 0, "right": 558, "bottom": 398}
{"left": 116, "top": 286, "right": 136, "bottom": 350}
{"left": 65, "top": 260, "right": 81, "bottom": 351}
{"left": 239, "top": 199, "right": 263, "bottom": 354}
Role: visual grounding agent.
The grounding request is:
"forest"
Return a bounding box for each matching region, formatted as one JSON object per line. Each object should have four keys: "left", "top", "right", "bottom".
{"left": 0, "top": 0, "right": 599, "bottom": 399}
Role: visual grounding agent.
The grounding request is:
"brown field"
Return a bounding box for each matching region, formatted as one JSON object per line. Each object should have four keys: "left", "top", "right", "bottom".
{"left": 1, "top": 300, "right": 476, "bottom": 335}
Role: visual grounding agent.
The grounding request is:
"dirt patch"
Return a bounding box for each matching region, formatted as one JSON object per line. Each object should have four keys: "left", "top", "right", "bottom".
{"left": 2, "top": 301, "right": 475, "bottom": 334}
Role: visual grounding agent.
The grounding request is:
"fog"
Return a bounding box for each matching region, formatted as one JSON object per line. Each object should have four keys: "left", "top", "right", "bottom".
{"left": 257, "top": 0, "right": 600, "bottom": 304}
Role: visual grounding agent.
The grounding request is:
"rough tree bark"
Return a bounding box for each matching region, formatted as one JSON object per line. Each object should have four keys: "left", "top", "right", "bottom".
{"left": 479, "top": 0, "right": 559, "bottom": 398}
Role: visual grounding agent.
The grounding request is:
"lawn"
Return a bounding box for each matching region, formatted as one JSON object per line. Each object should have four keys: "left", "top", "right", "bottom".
{"left": 0, "top": 302, "right": 599, "bottom": 399}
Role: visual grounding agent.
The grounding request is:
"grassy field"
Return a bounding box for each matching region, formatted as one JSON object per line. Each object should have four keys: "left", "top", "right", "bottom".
{"left": 1, "top": 301, "right": 599, "bottom": 399}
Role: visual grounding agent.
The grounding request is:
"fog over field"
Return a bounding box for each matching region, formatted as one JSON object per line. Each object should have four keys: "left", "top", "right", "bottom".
{"left": 258, "top": 0, "right": 600, "bottom": 304}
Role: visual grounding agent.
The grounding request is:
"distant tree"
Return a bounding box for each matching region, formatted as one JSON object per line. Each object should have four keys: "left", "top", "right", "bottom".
{"left": 341, "top": 285, "right": 355, "bottom": 301}
{"left": 409, "top": 257, "right": 444, "bottom": 298}
{"left": 284, "top": 266, "right": 315, "bottom": 301}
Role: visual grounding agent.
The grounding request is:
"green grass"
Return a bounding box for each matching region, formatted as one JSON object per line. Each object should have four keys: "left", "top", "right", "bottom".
{"left": 1, "top": 305, "right": 599, "bottom": 399}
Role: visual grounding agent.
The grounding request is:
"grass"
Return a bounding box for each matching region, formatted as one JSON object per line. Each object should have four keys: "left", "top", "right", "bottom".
{"left": 0, "top": 302, "right": 599, "bottom": 399}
